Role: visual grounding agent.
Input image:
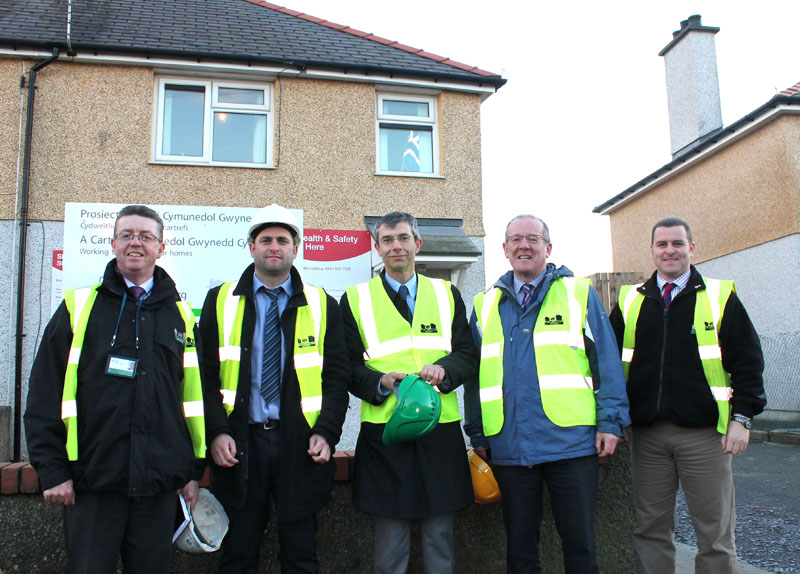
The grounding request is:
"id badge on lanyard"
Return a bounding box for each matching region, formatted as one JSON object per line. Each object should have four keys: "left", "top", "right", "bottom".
{"left": 106, "top": 355, "right": 138, "bottom": 378}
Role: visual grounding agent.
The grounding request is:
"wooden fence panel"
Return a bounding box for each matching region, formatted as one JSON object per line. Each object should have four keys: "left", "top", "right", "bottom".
{"left": 589, "top": 272, "right": 647, "bottom": 313}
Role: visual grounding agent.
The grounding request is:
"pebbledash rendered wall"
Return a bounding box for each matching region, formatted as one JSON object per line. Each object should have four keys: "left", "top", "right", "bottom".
{"left": 0, "top": 57, "right": 487, "bottom": 456}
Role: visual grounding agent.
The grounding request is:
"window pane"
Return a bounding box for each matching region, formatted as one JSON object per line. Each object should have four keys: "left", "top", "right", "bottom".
{"left": 212, "top": 112, "right": 267, "bottom": 163}
{"left": 163, "top": 85, "right": 205, "bottom": 157}
{"left": 383, "top": 99, "right": 429, "bottom": 118}
{"left": 218, "top": 87, "right": 265, "bottom": 105}
{"left": 379, "top": 126, "right": 433, "bottom": 172}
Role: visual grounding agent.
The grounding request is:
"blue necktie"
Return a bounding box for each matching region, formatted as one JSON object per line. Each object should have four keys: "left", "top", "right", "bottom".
{"left": 260, "top": 287, "right": 282, "bottom": 407}
{"left": 396, "top": 284, "right": 412, "bottom": 324}
{"left": 520, "top": 283, "right": 533, "bottom": 311}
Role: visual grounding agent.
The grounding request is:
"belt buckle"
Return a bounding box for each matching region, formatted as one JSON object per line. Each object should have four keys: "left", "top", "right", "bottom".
{"left": 262, "top": 419, "right": 280, "bottom": 431}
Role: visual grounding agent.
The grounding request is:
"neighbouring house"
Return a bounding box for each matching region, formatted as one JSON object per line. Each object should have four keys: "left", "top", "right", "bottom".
{"left": 594, "top": 15, "right": 800, "bottom": 425}
{"left": 0, "top": 0, "right": 506, "bottom": 460}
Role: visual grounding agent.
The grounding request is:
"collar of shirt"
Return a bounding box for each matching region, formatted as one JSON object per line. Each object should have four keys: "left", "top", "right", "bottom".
{"left": 384, "top": 272, "right": 418, "bottom": 315}
{"left": 656, "top": 269, "right": 691, "bottom": 298}
{"left": 252, "top": 272, "right": 294, "bottom": 301}
{"left": 123, "top": 276, "right": 154, "bottom": 300}
{"left": 512, "top": 269, "right": 546, "bottom": 306}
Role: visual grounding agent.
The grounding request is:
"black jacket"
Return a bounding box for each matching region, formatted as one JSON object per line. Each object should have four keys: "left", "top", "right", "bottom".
{"left": 610, "top": 266, "right": 765, "bottom": 428}
{"left": 339, "top": 273, "right": 477, "bottom": 519}
{"left": 25, "top": 261, "right": 203, "bottom": 495}
{"left": 200, "top": 265, "right": 349, "bottom": 521}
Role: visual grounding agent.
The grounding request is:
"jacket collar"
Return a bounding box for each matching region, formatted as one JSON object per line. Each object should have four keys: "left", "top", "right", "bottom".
{"left": 233, "top": 263, "right": 306, "bottom": 307}
{"left": 639, "top": 265, "right": 705, "bottom": 299}
{"left": 100, "top": 259, "right": 178, "bottom": 305}
{"left": 493, "top": 263, "right": 574, "bottom": 299}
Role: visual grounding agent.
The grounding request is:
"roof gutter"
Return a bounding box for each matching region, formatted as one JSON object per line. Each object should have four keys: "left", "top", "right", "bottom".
{"left": 14, "top": 47, "right": 59, "bottom": 462}
{"left": 0, "top": 39, "right": 507, "bottom": 89}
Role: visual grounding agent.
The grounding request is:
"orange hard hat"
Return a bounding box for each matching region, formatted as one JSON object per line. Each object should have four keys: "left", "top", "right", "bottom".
{"left": 468, "top": 448, "right": 501, "bottom": 504}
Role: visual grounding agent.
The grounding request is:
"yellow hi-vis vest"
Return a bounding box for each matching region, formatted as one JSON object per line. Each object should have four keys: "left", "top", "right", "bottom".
{"left": 216, "top": 281, "right": 326, "bottom": 428}
{"left": 61, "top": 284, "right": 206, "bottom": 461}
{"left": 619, "top": 278, "right": 735, "bottom": 434}
{"left": 344, "top": 275, "right": 459, "bottom": 424}
{"left": 473, "top": 277, "right": 596, "bottom": 436}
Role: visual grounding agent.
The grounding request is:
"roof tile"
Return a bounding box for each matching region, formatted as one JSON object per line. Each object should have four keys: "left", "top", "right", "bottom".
{"left": 0, "top": 0, "right": 504, "bottom": 86}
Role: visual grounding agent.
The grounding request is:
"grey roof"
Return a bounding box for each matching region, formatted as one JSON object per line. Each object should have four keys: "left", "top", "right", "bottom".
{"left": 0, "top": 0, "right": 505, "bottom": 87}
{"left": 593, "top": 91, "right": 800, "bottom": 215}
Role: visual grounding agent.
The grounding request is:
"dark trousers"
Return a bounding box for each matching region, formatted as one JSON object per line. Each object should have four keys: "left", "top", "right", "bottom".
{"left": 219, "top": 425, "right": 318, "bottom": 574}
{"left": 63, "top": 490, "right": 175, "bottom": 574}
{"left": 494, "top": 455, "right": 599, "bottom": 574}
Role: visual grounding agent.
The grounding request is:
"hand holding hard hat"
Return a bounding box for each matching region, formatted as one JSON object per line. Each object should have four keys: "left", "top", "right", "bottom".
{"left": 382, "top": 375, "right": 442, "bottom": 447}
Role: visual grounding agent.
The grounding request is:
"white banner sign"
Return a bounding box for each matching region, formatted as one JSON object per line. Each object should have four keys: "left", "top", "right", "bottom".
{"left": 63, "top": 203, "right": 303, "bottom": 313}
{"left": 61, "top": 203, "right": 372, "bottom": 314}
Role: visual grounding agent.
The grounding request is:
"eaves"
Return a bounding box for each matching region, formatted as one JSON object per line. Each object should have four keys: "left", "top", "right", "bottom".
{"left": 593, "top": 94, "right": 800, "bottom": 215}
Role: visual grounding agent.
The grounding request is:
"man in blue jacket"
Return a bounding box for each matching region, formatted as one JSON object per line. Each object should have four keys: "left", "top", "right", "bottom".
{"left": 466, "top": 214, "right": 630, "bottom": 573}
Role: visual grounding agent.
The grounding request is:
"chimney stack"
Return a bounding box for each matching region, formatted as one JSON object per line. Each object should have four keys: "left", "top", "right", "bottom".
{"left": 659, "top": 15, "right": 722, "bottom": 158}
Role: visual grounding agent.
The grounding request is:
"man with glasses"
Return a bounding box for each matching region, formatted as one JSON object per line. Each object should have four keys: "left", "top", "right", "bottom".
{"left": 465, "top": 214, "right": 629, "bottom": 573}
{"left": 25, "top": 205, "right": 206, "bottom": 573}
{"left": 340, "top": 211, "right": 476, "bottom": 574}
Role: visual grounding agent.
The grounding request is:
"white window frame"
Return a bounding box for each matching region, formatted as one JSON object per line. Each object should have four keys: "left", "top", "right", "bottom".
{"left": 375, "top": 93, "right": 439, "bottom": 177}
{"left": 154, "top": 77, "right": 274, "bottom": 168}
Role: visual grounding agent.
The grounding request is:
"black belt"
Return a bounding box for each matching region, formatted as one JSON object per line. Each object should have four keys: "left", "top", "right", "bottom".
{"left": 251, "top": 419, "right": 280, "bottom": 431}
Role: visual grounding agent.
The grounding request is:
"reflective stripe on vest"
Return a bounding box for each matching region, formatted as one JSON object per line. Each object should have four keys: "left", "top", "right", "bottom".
{"left": 619, "top": 278, "right": 735, "bottom": 434}
{"left": 474, "top": 277, "right": 596, "bottom": 436}
{"left": 62, "top": 285, "right": 206, "bottom": 460}
{"left": 344, "top": 275, "right": 459, "bottom": 424}
{"left": 216, "top": 282, "right": 326, "bottom": 427}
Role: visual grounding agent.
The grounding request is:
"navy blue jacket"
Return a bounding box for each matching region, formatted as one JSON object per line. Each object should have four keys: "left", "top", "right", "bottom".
{"left": 465, "top": 265, "right": 630, "bottom": 466}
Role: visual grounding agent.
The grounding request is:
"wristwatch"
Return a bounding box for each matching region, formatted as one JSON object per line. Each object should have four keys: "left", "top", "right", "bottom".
{"left": 732, "top": 413, "right": 751, "bottom": 430}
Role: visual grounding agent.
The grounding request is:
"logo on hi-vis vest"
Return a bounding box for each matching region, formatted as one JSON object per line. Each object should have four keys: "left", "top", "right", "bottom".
{"left": 176, "top": 329, "right": 196, "bottom": 348}
{"left": 420, "top": 323, "right": 438, "bottom": 334}
{"left": 544, "top": 315, "right": 564, "bottom": 326}
{"left": 704, "top": 321, "right": 715, "bottom": 331}
{"left": 297, "top": 335, "right": 317, "bottom": 348}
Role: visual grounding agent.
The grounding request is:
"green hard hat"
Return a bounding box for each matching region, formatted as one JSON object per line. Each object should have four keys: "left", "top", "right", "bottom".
{"left": 382, "top": 375, "right": 442, "bottom": 447}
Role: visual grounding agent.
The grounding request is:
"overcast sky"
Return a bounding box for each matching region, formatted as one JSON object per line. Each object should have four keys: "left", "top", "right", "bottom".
{"left": 282, "top": 0, "right": 799, "bottom": 282}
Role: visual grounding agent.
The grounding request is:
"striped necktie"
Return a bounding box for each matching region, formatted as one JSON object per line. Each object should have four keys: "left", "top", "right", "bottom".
{"left": 260, "top": 287, "right": 282, "bottom": 406}
{"left": 662, "top": 282, "right": 676, "bottom": 308}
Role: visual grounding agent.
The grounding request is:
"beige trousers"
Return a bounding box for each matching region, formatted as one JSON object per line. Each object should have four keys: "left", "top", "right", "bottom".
{"left": 631, "top": 422, "right": 738, "bottom": 574}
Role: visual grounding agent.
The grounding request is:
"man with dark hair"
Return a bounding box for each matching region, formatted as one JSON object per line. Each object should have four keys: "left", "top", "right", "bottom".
{"left": 200, "top": 204, "right": 349, "bottom": 573}
{"left": 25, "top": 204, "right": 206, "bottom": 573}
{"left": 466, "top": 214, "right": 629, "bottom": 573}
{"left": 340, "top": 211, "right": 476, "bottom": 574}
{"left": 610, "top": 216, "right": 765, "bottom": 573}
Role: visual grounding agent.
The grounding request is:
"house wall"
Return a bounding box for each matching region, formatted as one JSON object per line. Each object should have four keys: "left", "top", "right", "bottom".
{"left": 697, "top": 235, "right": 800, "bottom": 425}
{"left": 0, "top": 57, "right": 488, "bottom": 453}
{"left": 608, "top": 114, "right": 800, "bottom": 273}
{"left": 0, "top": 59, "right": 485, "bottom": 234}
{"left": 606, "top": 113, "right": 800, "bottom": 426}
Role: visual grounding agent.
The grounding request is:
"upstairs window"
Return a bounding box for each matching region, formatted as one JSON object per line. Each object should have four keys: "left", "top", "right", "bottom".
{"left": 376, "top": 94, "right": 438, "bottom": 176}
{"left": 155, "top": 78, "right": 273, "bottom": 167}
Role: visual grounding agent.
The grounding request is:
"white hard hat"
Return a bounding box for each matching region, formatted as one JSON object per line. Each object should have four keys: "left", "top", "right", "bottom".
{"left": 173, "top": 488, "right": 229, "bottom": 554}
{"left": 247, "top": 204, "right": 301, "bottom": 243}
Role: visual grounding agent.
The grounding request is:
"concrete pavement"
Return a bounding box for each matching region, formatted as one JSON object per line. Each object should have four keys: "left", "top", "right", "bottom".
{"left": 676, "top": 543, "right": 771, "bottom": 573}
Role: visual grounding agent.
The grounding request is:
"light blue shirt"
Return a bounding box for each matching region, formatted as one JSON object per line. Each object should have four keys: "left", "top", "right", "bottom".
{"left": 249, "top": 273, "right": 293, "bottom": 423}
{"left": 383, "top": 272, "right": 418, "bottom": 315}
{"left": 512, "top": 269, "right": 547, "bottom": 309}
